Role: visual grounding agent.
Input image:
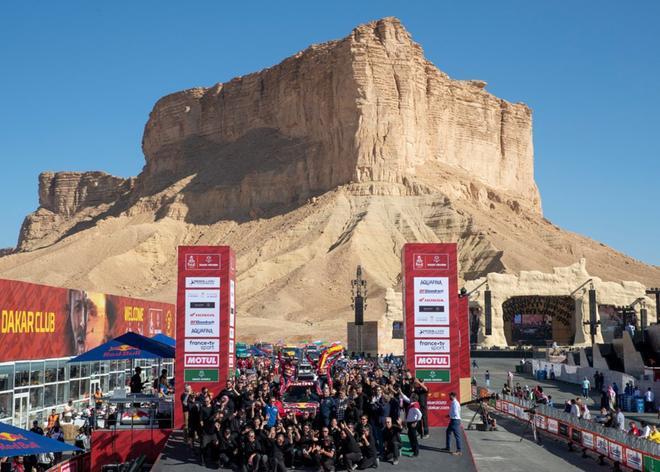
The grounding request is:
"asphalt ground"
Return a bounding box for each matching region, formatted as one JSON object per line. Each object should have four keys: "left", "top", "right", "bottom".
{"left": 152, "top": 427, "right": 476, "bottom": 472}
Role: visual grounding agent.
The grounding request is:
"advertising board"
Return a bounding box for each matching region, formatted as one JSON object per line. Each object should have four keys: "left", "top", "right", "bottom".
{"left": 175, "top": 246, "right": 236, "bottom": 428}
{"left": 403, "top": 243, "right": 461, "bottom": 427}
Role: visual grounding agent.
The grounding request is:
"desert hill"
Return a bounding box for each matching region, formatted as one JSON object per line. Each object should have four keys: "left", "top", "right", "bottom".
{"left": 2, "top": 18, "right": 658, "bottom": 341}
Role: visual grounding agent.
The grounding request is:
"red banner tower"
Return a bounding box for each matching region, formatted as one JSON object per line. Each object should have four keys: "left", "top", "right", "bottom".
{"left": 402, "top": 243, "right": 462, "bottom": 427}
{"left": 175, "top": 246, "right": 236, "bottom": 428}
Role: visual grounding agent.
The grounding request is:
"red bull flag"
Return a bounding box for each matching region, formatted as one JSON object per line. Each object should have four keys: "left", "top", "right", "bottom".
{"left": 0, "top": 423, "right": 80, "bottom": 457}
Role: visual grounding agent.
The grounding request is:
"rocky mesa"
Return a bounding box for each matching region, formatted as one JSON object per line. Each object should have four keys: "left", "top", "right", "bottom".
{"left": 3, "top": 17, "right": 659, "bottom": 341}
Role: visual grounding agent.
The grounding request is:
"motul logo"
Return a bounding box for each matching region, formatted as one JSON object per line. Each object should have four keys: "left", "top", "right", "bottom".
{"left": 184, "top": 354, "right": 219, "bottom": 367}
{"left": 414, "top": 355, "right": 450, "bottom": 368}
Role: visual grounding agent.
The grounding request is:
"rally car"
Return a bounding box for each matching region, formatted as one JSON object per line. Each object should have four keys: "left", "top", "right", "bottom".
{"left": 281, "top": 380, "right": 321, "bottom": 416}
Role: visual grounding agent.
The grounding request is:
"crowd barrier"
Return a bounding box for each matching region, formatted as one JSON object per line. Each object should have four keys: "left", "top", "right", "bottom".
{"left": 471, "top": 386, "right": 660, "bottom": 471}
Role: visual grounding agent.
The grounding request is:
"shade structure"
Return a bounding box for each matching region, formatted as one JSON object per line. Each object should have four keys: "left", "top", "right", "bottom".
{"left": 151, "top": 333, "right": 175, "bottom": 347}
{"left": 0, "top": 423, "right": 81, "bottom": 457}
{"left": 68, "top": 331, "right": 175, "bottom": 363}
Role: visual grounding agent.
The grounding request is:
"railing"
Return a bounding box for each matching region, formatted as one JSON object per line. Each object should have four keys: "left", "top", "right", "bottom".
{"left": 471, "top": 385, "right": 660, "bottom": 470}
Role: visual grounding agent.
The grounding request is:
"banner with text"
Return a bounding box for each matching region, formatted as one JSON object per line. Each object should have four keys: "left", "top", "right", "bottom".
{"left": 0, "top": 278, "right": 174, "bottom": 362}
{"left": 403, "top": 243, "right": 461, "bottom": 427}
{"left": 175, "top": 246, "right": 236, "bottom": 428}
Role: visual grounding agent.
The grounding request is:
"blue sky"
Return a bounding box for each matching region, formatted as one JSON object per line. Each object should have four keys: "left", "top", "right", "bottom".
{"left": 1, "top": 1, "right": 658, "bottom": 266}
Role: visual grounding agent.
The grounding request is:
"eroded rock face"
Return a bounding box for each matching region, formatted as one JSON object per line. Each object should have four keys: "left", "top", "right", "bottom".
{"left": 18, "top": 171, "right": 132, "bottom": 250}
{"left": 138, "top": 17, "right": 539, "bottom": 219}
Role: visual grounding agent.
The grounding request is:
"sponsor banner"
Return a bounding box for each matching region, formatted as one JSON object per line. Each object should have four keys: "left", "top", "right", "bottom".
{"left": 0, "top": 279, "right": 174, "bottom": 362}
{"left": 571, "top": 429, "right": 581, "bottom": 443}
{"left": 495, "top": 400, "right": 502, "bottom": 411}
{"left": 547, "top": 418, "right": 558, "bottom": 434}
{"left": 176, "top": 246, "right": 235, "bottom": 429}
{"left": 582, "top": 431, "right": 594, "bottom": 449}
{"left": 184, "top": 354, "right": 219, "bottom": 368}
{"left": 413, "top": 277, "right": 449, "bottom": 325}
{"left": 184, "top": 369, "right": 219, "bottom": 382}
{"left": 414, "top": 339, "right": 450, "bottom": 353}
{"left": 415, "top": 369, "right": 450, "bottom": 383}
{"left": 404, "top": 244, "right": 459, "bottom": 428}
{"left": 642, "top": 455, "right": 659, "bottom": 472}
{"left": 535, "top": 415, "right": 546, "bottom": 430}
{"left": 230, "top": 280, "right": 235, "bottom": 325}
{"left": 558, "top": 422, "right": 569, "bottom": 437}
{"left": 184, "top": 339, "right": 220, "bottom": 353}
{"left": 625, "top": 448, "right": 642, "bottom": 471}
{"left": 185, "top": 277, "right": 220, "bottom": 289}
{"left": 609, "top": 442, "right": 623, "bottom": 463}
{"left": 184, "top": 254, "right": 221, "bottom": 271}
{"left": 414, "top": 326, "right": 449, "bottom": 338}
{"left": 229, "top": 339, "right": 234, "bottom": 354}
{"left": 414, "top": 354, "right": 450, "bottom": 368}
{"left": 595, "top": 436, "right": 608, "bottom": 455}
{"left": 184, "top": 290, "right": 220, "bottom": 337}
{"left": 413, "top": 253, "right": 449, "bottom": 270}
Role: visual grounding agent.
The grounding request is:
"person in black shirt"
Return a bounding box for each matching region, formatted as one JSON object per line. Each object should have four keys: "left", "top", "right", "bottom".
{"left": 382, "top": 417, "right": 402, "bottom": 465}
{"left": 339, "top": 423, "right": 362, "bottom": 471}
{"left": 358, "top": 427, "right": 378, "bottom": 470}
{"left": 200, "top": 396, "right": 219, "bottom": 466}
{"left": 242, "top": 429, "right": 268, "bottom": 472}
{"left": 413, "top": 378, "right": 429, "bottom": 438}
{"left": 314, "top": 436, "right": 335, "bottom": 472}
{"left": 129, "top": 366, "right": 143, "bottom": 393}
{"left": 218, "top": 428, "right": 239, "bottom": 470}
{"left": 267, "top": 429, "right": 291, "bottom": 472}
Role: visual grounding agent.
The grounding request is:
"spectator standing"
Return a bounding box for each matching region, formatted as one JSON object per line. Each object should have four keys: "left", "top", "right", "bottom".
{"left": 581, "top": 377, "right": 590, "bottom": 398}
{"left": 644, "top": 388, "right": 655, "bottom": 413}
{"left": 405, "top": 401, "right": 422, "bottom": 457}
{"left": 443, "top": 392, "right": 462, "bottom": 456}
{"left": 485, "top": 370, "right": 491, "bottom": 388}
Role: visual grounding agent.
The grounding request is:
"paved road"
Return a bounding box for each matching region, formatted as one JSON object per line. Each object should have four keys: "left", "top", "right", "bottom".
{"left": 463, "top": 407, "right": 602, "bottom": 472}
{"left": 472, "top": 357, "right": 658, "bottom": 426}
{"left": 153, "top": 428, "right": 476, "bottom": 472}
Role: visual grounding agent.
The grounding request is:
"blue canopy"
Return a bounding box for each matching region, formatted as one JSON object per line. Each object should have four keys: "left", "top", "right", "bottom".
{"left": 151, "top": 333, "right": 175, "bottom": 347}
{"left": 0, "top": 423, "right": 81, "bottom": 457}
{"left": 68, "top": 331, "right": 175, "bottom": 363}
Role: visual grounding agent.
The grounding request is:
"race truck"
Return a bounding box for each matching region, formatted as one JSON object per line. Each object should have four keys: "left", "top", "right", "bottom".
{"left": 281, "top": 380, "right": 321, "bottom": 416}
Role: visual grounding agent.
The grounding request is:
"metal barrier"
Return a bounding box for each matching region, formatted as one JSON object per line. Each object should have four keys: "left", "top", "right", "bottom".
{"left": 471, "top": 385, "right": 660, "bottom": 470}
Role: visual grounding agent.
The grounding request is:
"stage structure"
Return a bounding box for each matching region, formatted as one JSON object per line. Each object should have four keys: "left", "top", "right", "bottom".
{"left": 175, "top": 246, "right": 236, "bottom": 428}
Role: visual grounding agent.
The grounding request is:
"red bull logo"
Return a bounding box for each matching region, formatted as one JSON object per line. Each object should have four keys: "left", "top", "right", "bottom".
{"left": 109, "top": 344, "right": 135, "bottom": 352}
{"left": 0, "top": 432, "right": 25, "bottom": 442}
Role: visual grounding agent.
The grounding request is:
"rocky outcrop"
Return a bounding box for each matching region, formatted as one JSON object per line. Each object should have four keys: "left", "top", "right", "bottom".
{"left": 18, "top": 171, "right": 132, "bottom": 250}
{"left": 137, "top": 17, "right": 539, "bottom": 221}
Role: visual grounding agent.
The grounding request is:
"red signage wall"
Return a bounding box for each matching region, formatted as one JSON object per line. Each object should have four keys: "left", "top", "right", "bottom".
{"left": 175, "top": 246, "right": 235, "bottom": 428}
{"left": 402, "top": 243, "right": 461, "bottom": 427}
{"left": 0, "top": 278, "right": 174, "bottom": 362}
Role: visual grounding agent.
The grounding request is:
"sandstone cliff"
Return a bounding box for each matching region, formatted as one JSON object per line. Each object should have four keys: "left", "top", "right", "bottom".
{"left": 3, "top": 18, "right": 658, "bottom": 342}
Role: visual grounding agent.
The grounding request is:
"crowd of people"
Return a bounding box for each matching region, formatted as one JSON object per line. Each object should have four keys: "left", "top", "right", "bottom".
{"left": 180, "top": 356, "right": 460, "bottom": 471}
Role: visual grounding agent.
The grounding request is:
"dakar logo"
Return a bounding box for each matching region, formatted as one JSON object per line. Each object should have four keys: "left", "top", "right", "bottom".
{"left": 0, "top": 433, "right": 25, "bottom": 442}
{"left": 187, "top": 255, "right": 196, "bottom": 269}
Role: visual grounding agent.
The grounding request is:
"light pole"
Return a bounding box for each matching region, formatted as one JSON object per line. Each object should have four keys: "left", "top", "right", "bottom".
{"left": 351, "top": 266, "right": 368, "bottom": 356}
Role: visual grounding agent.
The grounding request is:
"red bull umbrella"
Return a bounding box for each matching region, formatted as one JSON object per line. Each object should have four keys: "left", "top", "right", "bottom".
{"left": 0, "top": 423, "right": 81, "bottom": 457}
{"left": 68, "top": 331, "right": 175, "bottom": 362}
